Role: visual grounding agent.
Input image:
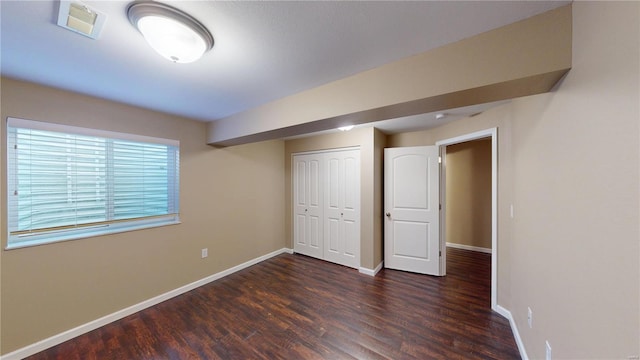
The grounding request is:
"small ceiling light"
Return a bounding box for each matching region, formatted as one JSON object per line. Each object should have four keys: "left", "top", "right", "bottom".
{"left": 127, "top": 1, "right": 214, "bottom": 63}
{"left": 338, "top": 125, "right": 355, "bottom": 132}
{"left": 435, "top": 113, "right": 446, "bottom": 120}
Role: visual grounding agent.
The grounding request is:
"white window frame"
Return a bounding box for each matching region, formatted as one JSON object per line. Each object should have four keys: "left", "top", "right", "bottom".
{"left": 6, "top": 117, "right": 180, "bottom": 249}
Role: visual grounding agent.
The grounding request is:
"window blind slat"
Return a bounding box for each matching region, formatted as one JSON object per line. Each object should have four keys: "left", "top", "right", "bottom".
{"left": 7, "top": 118, "right": 180, "bottom": 247}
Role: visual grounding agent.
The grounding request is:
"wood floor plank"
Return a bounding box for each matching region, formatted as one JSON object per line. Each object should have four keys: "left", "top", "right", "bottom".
{"left": 25, "top": 248, "right": 520, "bottom": 359}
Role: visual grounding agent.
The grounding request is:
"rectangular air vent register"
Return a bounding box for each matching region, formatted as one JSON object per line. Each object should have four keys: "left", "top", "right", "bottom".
{"left": 57, "top": 0, "right": 106, "bottom": 39}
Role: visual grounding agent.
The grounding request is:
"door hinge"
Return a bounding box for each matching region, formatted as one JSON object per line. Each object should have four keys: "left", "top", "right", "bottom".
{"left": 439, "top": 204, "right": 442, "bottom": 210}
{"left": 439, "top": 250, "right": 442, "bottom": 257}
{"left": 438, "top": 156, "right": 442, "bottom": 164}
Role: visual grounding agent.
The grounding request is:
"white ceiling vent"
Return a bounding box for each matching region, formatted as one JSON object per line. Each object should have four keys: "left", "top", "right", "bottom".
{"left": 57, "top": 0, "right": 106, "bottom": 39}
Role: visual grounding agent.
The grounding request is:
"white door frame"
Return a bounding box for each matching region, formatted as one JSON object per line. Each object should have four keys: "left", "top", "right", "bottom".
{"left": 436, "top": 127, "right": 498, "bottom": 311}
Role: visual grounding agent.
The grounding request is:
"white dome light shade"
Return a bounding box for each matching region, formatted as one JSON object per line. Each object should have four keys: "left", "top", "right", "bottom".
{"left": 127, "top": 2, "right": 213, "bottom": 64}
{"left": 137, "top": 16, "right": 207, "bottom": 63}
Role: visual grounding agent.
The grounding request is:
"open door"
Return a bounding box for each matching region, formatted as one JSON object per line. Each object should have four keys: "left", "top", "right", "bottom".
{"left": 384, "top": 146, "right": 441, "bottom": 276}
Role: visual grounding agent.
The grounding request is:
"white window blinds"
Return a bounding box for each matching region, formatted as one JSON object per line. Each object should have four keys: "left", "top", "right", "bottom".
{"left": 6, "top": 118, "right": 180, "bottom": 248}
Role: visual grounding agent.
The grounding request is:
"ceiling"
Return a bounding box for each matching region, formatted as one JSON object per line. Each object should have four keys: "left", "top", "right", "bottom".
{"left": 1, "top": 0, "right": 569, "bottom": 134}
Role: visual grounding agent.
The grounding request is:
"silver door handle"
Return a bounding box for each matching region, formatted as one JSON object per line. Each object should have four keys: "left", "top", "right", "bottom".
{"left": 385, "top": 212, "right": 391, "bottom": 217}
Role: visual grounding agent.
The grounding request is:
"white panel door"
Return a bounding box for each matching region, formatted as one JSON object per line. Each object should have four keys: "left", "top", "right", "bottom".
{"left": 384, "top": 146, "right": 441, "bottom": 275}
{"left": 293, "top": 154, "right": 323, "bottom": 258}
{"left": 324, "top": 150, "right": 360, "bottom": 268}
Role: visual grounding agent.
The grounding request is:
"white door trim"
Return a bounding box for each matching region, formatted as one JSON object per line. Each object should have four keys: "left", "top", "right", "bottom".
{"left": 436, "top": 127, "right": 498, "bottom": 311}
{"left": 292, "top": 146, "right": 360, "bottom": 156}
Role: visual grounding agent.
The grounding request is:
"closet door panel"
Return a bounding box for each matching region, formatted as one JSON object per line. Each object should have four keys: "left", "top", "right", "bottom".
{"left": 327, "top": 217, "right": 340, "bottom": 254}
{"left": 308, "top": 159, "right": 321, "bottom": 209}
{"left": 323, "top": 149, "right": 360, "bottom": 268}
{"left": 344, "top": 218, "right": 358, "bottom": 258}
{"left": 340, "top": 150, "right": 360, "bottom": 267}
{"left": 293, "top": 154, "right": 323, "bottom": 258}
{"left": 308, "top": 216, "right": 320, "bottom": 249}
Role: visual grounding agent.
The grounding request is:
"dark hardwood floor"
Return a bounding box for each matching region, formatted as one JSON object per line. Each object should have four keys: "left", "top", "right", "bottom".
{"left": 26, "top": 248, "right": 520, "bottom": 359}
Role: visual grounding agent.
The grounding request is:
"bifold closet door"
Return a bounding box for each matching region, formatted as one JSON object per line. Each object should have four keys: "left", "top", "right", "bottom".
{"left": 293, "top": 154, "right": 323, "bottom": 259}
{"left": 293, "top": 149, "right": 360, "bottom": 269}
{"left": 324, "top": 150, "right": 360, "bottom": 268}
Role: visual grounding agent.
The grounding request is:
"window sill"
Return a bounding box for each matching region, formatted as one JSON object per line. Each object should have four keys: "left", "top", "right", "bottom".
{"left": 5, "top": 218, "right": 181, "bottom": 250}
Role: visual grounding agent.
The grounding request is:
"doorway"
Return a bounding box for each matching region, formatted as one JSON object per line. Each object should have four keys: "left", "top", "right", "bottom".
{"left": 445, "top": 139, "right": 492, "bottom": 253}
{"left": 436, "top": 128, "right": 497, "bottom": 310}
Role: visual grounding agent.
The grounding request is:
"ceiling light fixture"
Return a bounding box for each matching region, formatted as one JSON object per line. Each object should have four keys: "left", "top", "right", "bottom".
{"left": 338, "top": 125, "right": 355, "bottom": 132}
{"left": 127, "top": 1, "right": 214, "bottom": 63}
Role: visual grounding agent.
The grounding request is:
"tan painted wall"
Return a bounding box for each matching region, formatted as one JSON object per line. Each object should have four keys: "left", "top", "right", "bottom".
{"left": 372, "top": 129, "right": 386, "bottom": 266}
{"left": 284, "top": 127, "right": 385, "bottom": 270}
{"left": 388, "top": 2, "right": 639, "bottom": 357}
{"left": 445, "top": 140, "right": 492, "bottom": 249}
{"left": 0, "top": 78, "right": 286, "bottom": 354}
{"left": 506, "top": 2, "right": 639, "bottom": 357}
{"left": 208, "top": 5, "right": 572, "bottom": 146}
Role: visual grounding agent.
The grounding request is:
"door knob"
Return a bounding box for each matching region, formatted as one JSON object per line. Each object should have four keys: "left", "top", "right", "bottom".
{"left": 386, "top": 212, "right": 391, "bottom": 217}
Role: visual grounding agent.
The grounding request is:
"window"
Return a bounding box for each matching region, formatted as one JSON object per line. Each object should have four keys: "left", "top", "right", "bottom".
{"left": 6, "top": 117, "right": 180, "bottom": 249}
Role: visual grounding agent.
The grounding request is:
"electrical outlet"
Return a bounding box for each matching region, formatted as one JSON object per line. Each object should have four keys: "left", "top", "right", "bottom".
{"left": 527, "top": 307, "right": 532, "bottom": 328}
{"left": 201, "top": 248, "right": 208, "bottom": 258}
{"left": 545, "top": 341, "right": 552, "bottom": 360}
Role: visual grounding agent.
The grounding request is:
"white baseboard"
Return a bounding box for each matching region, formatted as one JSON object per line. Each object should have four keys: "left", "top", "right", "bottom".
{"left": 0, "top": 247, "right": 293, "bottom": 360}
{"left": 495, "top": 305, "right": 528, "bottom": 360}
{"left": 359, "top": 261, "right": 383, "bottom": 276}
{"left": 446, "top": 242, "right": 492, "bottom": 254}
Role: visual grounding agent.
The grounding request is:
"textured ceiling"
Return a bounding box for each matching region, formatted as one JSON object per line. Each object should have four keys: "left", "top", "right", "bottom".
{"left": 1, "top": 0, "right": 569, "bottom": 128}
